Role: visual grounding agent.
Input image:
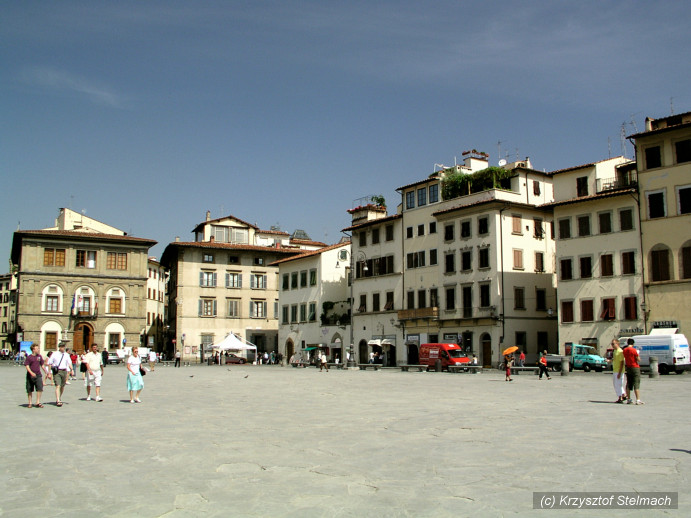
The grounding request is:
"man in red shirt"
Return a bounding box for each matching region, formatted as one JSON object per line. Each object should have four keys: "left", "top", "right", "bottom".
{"left": 623, "top": 338, "right": 643, "bottom": 405}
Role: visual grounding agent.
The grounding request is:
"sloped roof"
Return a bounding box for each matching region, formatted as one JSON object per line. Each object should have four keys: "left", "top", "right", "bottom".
{"left": 269, "top": 242, "right": 349, "bottom": 266}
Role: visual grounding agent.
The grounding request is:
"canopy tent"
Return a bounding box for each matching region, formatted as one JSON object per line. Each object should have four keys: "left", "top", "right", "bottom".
{"left": 212, "top": 333, "right": 257, "bottom": 351}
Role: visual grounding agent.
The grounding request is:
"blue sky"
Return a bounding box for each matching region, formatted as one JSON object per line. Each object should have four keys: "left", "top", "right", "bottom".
{"left": 2, "top": 1, "right": 689, "bottom": 266}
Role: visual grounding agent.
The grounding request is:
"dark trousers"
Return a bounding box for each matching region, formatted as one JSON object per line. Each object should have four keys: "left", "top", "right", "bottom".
{"left": 539, "top": 364, "right": 550, "bottom": 378}
{"left": 175, "top": 358, "right": 180, "bottom": 367}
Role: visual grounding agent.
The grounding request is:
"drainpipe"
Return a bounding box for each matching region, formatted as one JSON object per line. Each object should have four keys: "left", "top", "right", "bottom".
{"left": 627, "top": 136, "right": 647, "bottom": 333}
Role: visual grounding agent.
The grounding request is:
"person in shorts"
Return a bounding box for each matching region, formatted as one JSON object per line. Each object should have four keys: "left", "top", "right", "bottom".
{"left": 48, "top": 342, "right": 74, "bottom": 406}
{"left": 25, "top": 344, "right": 49, "bottom": 408}
{"left": 623, "top": 338, "right": 643, "bottom": 405}
{"left": 84, "top": 344, "right": 104, "bottom": 402}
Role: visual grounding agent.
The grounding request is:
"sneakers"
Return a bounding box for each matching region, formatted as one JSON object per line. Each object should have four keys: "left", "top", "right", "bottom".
{"left": 96, "top": 396, "right": 103, "bottom": 402}
{"left": 130, "top": 400, "right": 135, "bottom": 404}
{"left": 636, "top": 400, "right": 645, "bottom": 405}
{"left": 626, "top": 399, "right": 633, "bottom": 404}
{"left": 86, "top": 396, "right": 92, "bottom": 401}
{"left": 135, "top": 398, "right": 141, "bottom": 403}
{"left": 65, "top": 381, "right": 71, "bottom": 385}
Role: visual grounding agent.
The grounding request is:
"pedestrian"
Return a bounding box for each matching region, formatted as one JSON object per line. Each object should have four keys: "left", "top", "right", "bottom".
{"left": 519, "top": 350, "right": 526, "bottom": 367}
{"left": 101, "top": 348, "right": 108, "bottom": 369}
{"left": 623, "top": 338, "right": 643, "bottom": 405}
{"left": 127, "top": 346, "right": 144, "bottom": 403}
{"left": 319, "top": 351, "right": 329, "bottom": 372}
{"left": 148, "top": 350, "right": 156, "bottom": 372}
{"left": 44, "top": 352, "right": 54, "bottom": 386}
{"left": 25, "top": 344, "right": 49, "bottom": 408}
{"left": 69, "top": 349, "right": 78, "bottom": 380}
{"left": 538, "top": 351, "right": 551, "bottom": 380}
{"left": 84, "top": 344, "right": 104, "bottom": 402}
{"left": 175, "top": 350, "right": 181, "bottom": 368}
{"left": 79, "top": 350, "right": 88, "bottom": 382}
{"left": 470, "top": 354, "right": 478, "bottom": 365}
{"left": 504, "top": 354, "right": 513, "bottom": 381}
{"left": 610, "top": 339, "right": 627, "bottom": 403}
{"left": 47, "top": 342, "right": 74, "bottom": 406}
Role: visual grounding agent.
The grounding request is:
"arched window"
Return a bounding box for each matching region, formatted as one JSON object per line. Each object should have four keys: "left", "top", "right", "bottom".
{"left": 41, "top": 284, "right": 64, "bottom": 313}
{"left": 649, "top": 245, "right": 671, "bottom": 282}
{"left": 72, "top": 286, "right": 96, "bottom": 315}
{"left": 106, "top": 287, "right": 127, "bottom": 315}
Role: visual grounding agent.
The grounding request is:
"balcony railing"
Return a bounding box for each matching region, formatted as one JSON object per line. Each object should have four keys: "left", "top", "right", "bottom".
{"left": 597, "top": 172, "right": 637, "bottom": 193}
{"left": 397, "top": 307, "right": 439, "bottom": 321}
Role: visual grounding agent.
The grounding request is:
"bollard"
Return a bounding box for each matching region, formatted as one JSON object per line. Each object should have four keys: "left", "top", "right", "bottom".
{"left": 649, "top": 356, "right": 659, "bottom": 378}
{"left": 435, "top": 359, "right": 442, "bottom": 372}
{"left": 560, "top": 356, "right": 570, "bottom": 376}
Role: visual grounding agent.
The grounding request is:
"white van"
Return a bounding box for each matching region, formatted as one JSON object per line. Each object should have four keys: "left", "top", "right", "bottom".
{"left": 628, "top": 333, "right": 690, "bottom": 375}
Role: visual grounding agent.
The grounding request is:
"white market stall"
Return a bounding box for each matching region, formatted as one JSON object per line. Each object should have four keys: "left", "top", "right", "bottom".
{"left": 211, "top": 333, "right": 257, "bottom": 363}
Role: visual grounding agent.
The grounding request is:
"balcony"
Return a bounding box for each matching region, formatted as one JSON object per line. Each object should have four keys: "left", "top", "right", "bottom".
{"left": 72, "top": 311, "right": 97, "bottom": 320}
{"left": 397, "top": 307, "right": 439, "bottom": 321}
{"left": 596, "top": 172, "right": 637, "bottom": 194}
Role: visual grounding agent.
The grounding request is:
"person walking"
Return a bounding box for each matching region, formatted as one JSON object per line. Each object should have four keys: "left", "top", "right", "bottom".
{"left": 47, "top": 342, "right": 74, "bottom": 406}
{"left": 127, "top": 347, "right": 144, "bottom": 403}
{"left": 79, "top": 350, "right": 88, "bottom": 382}
{"left": 504, "top": 354, "right": 513, "bottom": 381}
{"left": 174, "top": 350, "right": 181, "bottom": 368}
{"left": 319, "top": 351, "right": 329, "bottom": 372}
{"left": 611, "top": 339, "right": 626, "bottom": 403}
{"left": 84, "top": 344, "right": 104, "bottom": 402}
{"left": 519, "top": 350, "right": 526, "bottom": 367}
{"left": 25, "top": 344, "right": 49, "bottom": 408}
{"left": 148, "top": 350, "right": 156, "bottom": 372}
{"left": 69, "top": 349, "right": 78, "bottom": 380}
{"left": 623, "top": 338, "right": 643, "bottom": 405}
{"left": 538, "top": 351, "right": 551, "bottom": 380}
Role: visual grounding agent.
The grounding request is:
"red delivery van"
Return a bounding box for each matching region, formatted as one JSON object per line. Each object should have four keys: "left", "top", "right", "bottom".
{"left": 419, "top": 343, "right": 470, "bottom": 370}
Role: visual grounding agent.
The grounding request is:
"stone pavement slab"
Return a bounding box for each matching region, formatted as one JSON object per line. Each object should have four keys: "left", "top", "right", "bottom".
{"left": 0, "top": 363, "right": 688, "bottom": 517}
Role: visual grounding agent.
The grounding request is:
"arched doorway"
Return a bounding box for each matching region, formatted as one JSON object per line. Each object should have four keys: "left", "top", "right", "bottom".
{"left": 285, "top": 339, "right": 294, "bottom": 362}
{"left": 407, "top": 343, "right": 419, "bottom": 364}
{"left": 358, "top": 339, "right": 368, "bottom": 365}
{"left": 72, "top": 322, "right": 94, "bottom": 354}
{"left": 481, "top": 333, "right": 492, "bottom": 367}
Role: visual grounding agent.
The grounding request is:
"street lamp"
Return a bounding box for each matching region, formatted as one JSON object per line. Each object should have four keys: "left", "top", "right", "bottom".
{"left": 336, "top": 249, "right": 367, "bottom": 368}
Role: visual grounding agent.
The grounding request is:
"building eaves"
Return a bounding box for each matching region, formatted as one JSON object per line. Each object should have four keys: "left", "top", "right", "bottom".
{"left": 396, "top": 174, "right": 442, "bottom": 192}
{"left": 432, "top": 198, "right": 550, "bottom": 218}
{"left": 269, "top": 242, "right": 348, "bottom": 266}
{"left": 191, "top": 214, "right": 258, "bottom": 234}
{"left": 342, "top": 213, "right": 402, "bottom": 232}
{"left": 548, "top": 157, "right": 628, "bottom": 176}
{"left": 540, "top": 188, "right": 636, "bottom": 209}
{"left": 628, "top": 120, "right": 691, "bottom": 140}
{"left": 289, "top": 238, "right": 328, "bottom": 247}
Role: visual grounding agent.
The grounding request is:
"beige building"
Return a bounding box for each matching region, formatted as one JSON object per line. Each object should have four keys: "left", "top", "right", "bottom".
{"left": 629, "top": 111, "right": 691, "bottom": 335}
{"left": 145, "top": 258, "right": 167, "bottom": 354}
{"left": 161, "top": 212, "right": 324, "bottom": 363}
{"left": 10, "top": 208, "right": 156, "bottom": 354}
{"left": 547, "top": 157, "right": 643, "bottom": 354}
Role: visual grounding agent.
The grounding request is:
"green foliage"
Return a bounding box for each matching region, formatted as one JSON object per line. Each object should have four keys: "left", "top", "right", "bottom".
{"left": 441, "top": 167, "right": 514, "bottom": 200}
{"left": 371, "top": 194, "right": 386, "bottom": 208}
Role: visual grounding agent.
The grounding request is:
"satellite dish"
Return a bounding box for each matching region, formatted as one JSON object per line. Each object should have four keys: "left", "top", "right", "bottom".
{"left": 498, "top": 159, "right": 507, "bottom": 167}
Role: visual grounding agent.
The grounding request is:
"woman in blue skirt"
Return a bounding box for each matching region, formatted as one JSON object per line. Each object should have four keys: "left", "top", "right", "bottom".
{"left": 127, "top": 347, "right": 144, "bottom": 403}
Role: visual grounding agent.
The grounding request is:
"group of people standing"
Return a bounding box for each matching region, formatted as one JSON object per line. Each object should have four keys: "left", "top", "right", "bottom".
{"left": 610, "top": 338, "right": 644, "bottom": 404}
{"left": 24, "top": 343, "right": 147, "bottom": 407}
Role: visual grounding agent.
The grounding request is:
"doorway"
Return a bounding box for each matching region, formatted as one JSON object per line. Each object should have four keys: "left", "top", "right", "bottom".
{"left": 72, "top": 322, "right": 94, "bottom": 354}
{"left": 407, "top": 343, "right": 419, "bottom": 364}
{"left": 481, "top": 333, "right": 492, "bottom": 367}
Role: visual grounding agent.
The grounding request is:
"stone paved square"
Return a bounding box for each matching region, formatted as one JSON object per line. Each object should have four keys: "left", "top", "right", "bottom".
{"left": 1, "top": 363, "right": 688, "bottom": 517}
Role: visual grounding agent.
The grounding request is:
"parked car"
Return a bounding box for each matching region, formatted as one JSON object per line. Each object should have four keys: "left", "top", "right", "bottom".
{"left": 107, "top": 352, "right": 122, "bottom": 364}
{"left": 225, "top": 354, "right": 247, "bottom": 364}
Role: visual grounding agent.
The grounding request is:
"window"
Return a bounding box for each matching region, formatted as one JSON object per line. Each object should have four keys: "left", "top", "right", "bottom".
{"left": 462, "top": 286, "right": 472, "bottom": 317}
{"left": 429, "top": 249, "right": 438, "bottom": 266}
{"left": 371, "top": 228, "right": 380, "bottom": 244}
{"left": 200, "top": 271, "right": 217, "bottom": 287}
{"left": 202, "top": 253, "right": 214, "bottom": 263}
{"left": 309, "top": 269, "right": 317, "bottom": 286}
{"left": 600, "top": 298, "right": 616, "bottom": 321}
{"left": 254, "top": 257, "right": 264, "bottom": 266}
{"left": 650, "top": 247, "right": 671, "bottom": 281}
{"left": 479, "top": 283, "right": 491, "bottom": 308}
{"left": 536, "top": 289, "right": 547, "bottom": 311}
{"left": 300, "top": 304, "right": 307, "bottom": 322}
{"left": 514, "top": 287, "right": 525, "bottom": 310}
{"left": 406, "top": 227, "right": 413, "bottom": 239}
{"left": 417, "top": 224, "right": 425, "bottom": 236}
{"left": 445, "top": 287, "right": 455, "bottom": 310}
{"left": 290, "top": 272, "right": 298, "bottom": 289}
{"left": 461, "top": 220, "right": 471, "bottom": 238}
{"left": 76, "top": 250, "right": 96, "bottom": 268}
{"left": 682, "top": 245, "right": 691, "bottom": 279}
{"left": 384, "top": 291, "right": 394, "bottom": 311}
{"left": 561, "top": 301, "right": 574, "bottom": 323}
{"left": 417, "top": 290, "right": 426, "bottom": 309}
{"left": 479, "top": 248, "right": 490, "bottom": 269}
{"left": 622, "top": 251, "right": 636, "bottom": 275}
{"left": 45, "top": 295, "right": 59, "bottom": 312}
{"left": 576, "top": 176, "right": 589, "bottom": 197}
{"left": 444, "top": 224, "right": 454, "bottom": 241}
{"left": 461, "top": 250, "right": 472, "bottom": 272}
{"left": 282, "top": 274, "right": 289, "bottom": 290}
{"left": 406, "top": 191, "right": 415, "bottom": 209}
{"left": 619, "top": 208, "right": 634, "bottom": 231}
{"left": 533, "top": 180, "right": 541, "bottom": 196}
{"left": 358, "top": 294, "right": 367, "bottom": 313}
{"left": 512, "top": 214, "right": 522, "bottom": 234}
{"left": 359, "top": 231, "right": 367, "bottom": 246}
{"left": 558, "top": 219, "right": 571, "bottom": 239}
{"left": 226, "top": 272, "right": 242, "bottom": 288}
{"left": 429, "top": 222, "right": 437, "bottom": 234}
{"left": 299, "top": 270, "right": 307, "bottom": 288}
{"left": 598, "top": 212, "right": 612, "bottom": 234}
{"left": 372, "top": 293, "right": 380, "bottom": 312}
{"left": 109, "top": 333, "right": 121, "bottom": 349}
{"left": 513, "top": 249, "right": 523, "bottom": 270}
{"left": 282, "top": 305, "right": 289, "bottom": 324}
{"left": 478, "top": 217, "right": 488, "bottom": 236}
{"left": 560, "top": 259, "right": 573, "bottom": 280}
{"left": 309, "top": 302, "right": 317, "bottom": 322}
{"left": 579, "top": 256, "right": 592, "bottom": 279}
{"left": 109, "top": 297, "right": 123, "bottom": 314}
{"left": 290, "top": 305, "right": 298, "bottom": 322}
{"left": 430, "top": 288, "right": 438, "bottom": 308}
{"left": 429, "top": 184, "right": 439, "bottom": 203}
{"left": 534, "top": 218, "right": 544, "bottom": 239}
{"left": 44, "top": 248, "right": 66, "bottom": 266}
{"left": 251, "top": 274, "right": 267, "bottom": 289}
{"left": 106, "top": 252, "right": 127, "bottom": 270}
{"left": 645, "top": 146, "right": 661, "bottom": 169}
{"left": 250, "top": 300, "right": 267, "bottom": 318}
{"left": 677, "top": 185, "right": 691, "bottom": 215}
{"left": 418, "top": 187, "right": 427, "bottom": 206}
{"left": 407, "top": 251, "right": 426, "bottom": 269}
{"left": 535, "top": 252, "right": 544, "bottom": 272}
{"left": 385, "top": 225, "right": 394, "bottom": 241}
{"left": 45, "top": 331, "right": 58, "bottom": 351}
{"left": 228, "top": 255, "right": 239, "bottom": 264}
{"left": 581, "top": 300, "right": 594, "bottom": 322}
{"left": 445, "top": 252, "right": 455, "bottom": 273}
{"left": 577, "top": 215, "right": 591, "bottom": 237}
{"left": 600, "top": 254, "right": 614, "bottom": 277}
{"left": 675, "top": 139, "right": 691, "bottom": 163}
{"left": 647, "top": 190, "right": 666, "bottom": 219}
{"left": 406, "top": 291, "right": 415, "bottom": 310}
{"left": 227, "top": 299, "right": 240, "bottom": 317}
{"left": 624, "top": 296, "right": 638, "bottom": 320}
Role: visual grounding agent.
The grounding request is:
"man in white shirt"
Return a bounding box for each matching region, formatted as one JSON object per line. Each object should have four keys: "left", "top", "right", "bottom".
{"left": 47, "top": 342, "right": 74, "bottom": 406}
{"left": 84, "top": 344, "right": 104, "bottom": 401}
{"left": 148, "top": 350, "right": 157, "bottom": 372}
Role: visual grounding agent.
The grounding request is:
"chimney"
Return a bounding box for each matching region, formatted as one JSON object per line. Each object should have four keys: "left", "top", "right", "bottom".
{"left": 206, "top": 211, "right": 211, "bottom": 221}
{"left": 175, "top": 236, "right": 180, "bottom": 242}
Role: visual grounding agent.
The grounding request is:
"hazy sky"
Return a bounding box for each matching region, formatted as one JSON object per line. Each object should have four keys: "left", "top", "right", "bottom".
{"left": 2, "top": 1, "right": 689, "bottom": 266}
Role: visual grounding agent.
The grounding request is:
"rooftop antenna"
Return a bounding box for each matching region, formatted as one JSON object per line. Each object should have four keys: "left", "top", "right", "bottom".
{"left": 497, "top": 140, "right": 502, "bottom": 162}
{"left": 629, "top": 113, "right": 639, "bottom": 133}
{"left": 620, "top": 123, "right": 627, "bottom": 158}
{"left": 434, "top": 163, "right": 446, "bottom": 172}
{"left": 515, "top": 148, "right": 519, "bottom": 161}
{"left": 670, "top": 96, "right": 675, "bottom": 115}
{"left": 607, "top": 136, "right": 612, "bottom": 159}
